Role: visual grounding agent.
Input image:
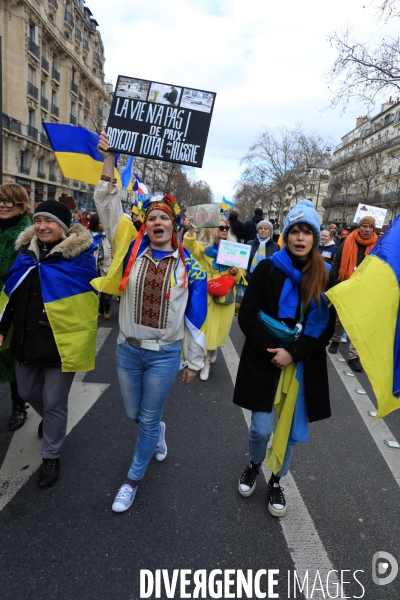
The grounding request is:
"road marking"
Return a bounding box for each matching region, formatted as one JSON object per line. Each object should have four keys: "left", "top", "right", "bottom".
{"left": 222, "top": 336, "right": 338, "bottom": 596}
{"left": 327, "top": 352, "right": 400, "bottom": 486}
{"left": 0, "top": 328, "right": 112, "bottom": 511}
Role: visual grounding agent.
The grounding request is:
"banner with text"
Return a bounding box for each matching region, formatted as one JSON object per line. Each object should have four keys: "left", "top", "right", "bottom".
{"left": 354, "top": 203, "right": 388, "bottom": 229}
{"left": 106, "top": 76, "right": 216, "bottom": 168}
{"left": 217, "top": 240, "right": 252, "bottom": 270}
{"left": 186, "top": 203, "right": 221, "bottom": 228}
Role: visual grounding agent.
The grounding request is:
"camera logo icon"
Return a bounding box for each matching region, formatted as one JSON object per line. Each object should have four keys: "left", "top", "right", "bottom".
{"left": 372, "top": 551, "right": 398, "bottom": 586}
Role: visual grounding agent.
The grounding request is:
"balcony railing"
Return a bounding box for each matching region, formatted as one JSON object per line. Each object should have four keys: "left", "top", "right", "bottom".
{"left": 49, "top": 173, "right": 57, "bottom": 182}
{"left": 27, "top": 125, "right": 38, "bottom": 140}
{"left": 27, "top": 81, "right": 38, "bottom": 99}
{"left": 72, "top": 180, "right": 79, "bottom": 187}
{"left": 61, "top": 176, "right": 69, "bottom": 185}
{"left": 28, "top": 39, "right": 40, "bottom": 58}
{"left": 51, "top": 67, "right": 60, "bottom": 82}
{"left": 64, "top": 9, "right": 74, "bottom": 27}
{"left": 2, "top": 113, "right": 10, "bottom": 129}
{"left": 37, "top": 171, "right": 46, "bottom": 179}
{"left": 10, "top": 118, "right": 22, "bottom": 134}
{"left": 19, "top": 166, "right": 30, "bottom": 175}
{"left": 83, "top": 39, "right": 89, "bottom": 51}
{"left": 79, "top": 93, "right": 83, "bottom": 103}
{"left": 41, "top": 56, "right": 49, "bottom": 72}
{"left": 40, "top": 132, "right": 50, "bottom": 146}
{"left": 41, "top": 96, "right": 49, "bottom": 110}
{"left": 84, "top": 99, "right": 90, "bottom": 110}
{"left": 71, "top": 81, "right": 78, "bottom": 95}
{"left": 75, "top": 28, "right": 82, "bottom": 41}
{"left": 80, "top": 182, "right": 87, "bottom": 189}
{"left": 70, "top": 114, "right": 77, "bottom": 126}
{"left": 51, "top": 104, "right": 59, "bottom": 117}
{"left": 48, "top": 0, "right": 58, "bottom": 7}
{"left": 93, "top": 50, "right": 101, "bottom": 64}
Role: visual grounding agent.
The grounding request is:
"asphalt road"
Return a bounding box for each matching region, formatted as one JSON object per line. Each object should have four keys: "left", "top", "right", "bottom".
{"left": 0, "top": 303, "right": 399, "bottom": 600}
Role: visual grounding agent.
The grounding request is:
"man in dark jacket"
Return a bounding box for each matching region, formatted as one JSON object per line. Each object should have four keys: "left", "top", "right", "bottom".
{"left": 228, "top": 208, "right": 245, "bottom": 241}
{"left": 328, "top": 216, "right": 378, "bottom": 371}
{"left": 166, "top": 87, "right": 178, "bottom": 105}
{"left": 243, "top": 207, "right": 263, "bottom": 243}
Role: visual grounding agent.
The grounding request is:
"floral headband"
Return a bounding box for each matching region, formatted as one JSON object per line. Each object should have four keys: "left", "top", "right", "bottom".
{"left": 139, "top": 194, "right": 181, "bottom": 227}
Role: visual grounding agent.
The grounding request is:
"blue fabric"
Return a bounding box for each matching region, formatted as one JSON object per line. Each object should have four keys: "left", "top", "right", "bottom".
{"left": 152, "top": 249, "right": 173, "bottom": 260}
{"left": 269, "top": 246, "right": 329, "bottom": 338}
{"left": 258, "top": 310, "right": 302, "bottom": 343}
{"left": 204, "top": 243, "right": 225, "bottom": 272}
{"left": 282, "top": 199, "right": 321, "bottom": 246}
{"left": 121, "top": 155, "right": 135, "bottom": 190}
{"left": 289, "top": 361, "right": 308, "bottom": 443}
{"left": 116, "top": 338, "right": 181, "bottom": 480}
{"left": 90, "top": 231, "right": 105, "bottom": 252}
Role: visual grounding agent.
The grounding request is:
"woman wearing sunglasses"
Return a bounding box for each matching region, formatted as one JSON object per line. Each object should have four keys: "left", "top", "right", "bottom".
{"left": 233, "top": 200, "right": 335, "bottom": 517}
{"left": 0, "top": 183, "right": 32, "bottom": 431}
{"left": 184, "top": 216, "right": 245, "bottom": 381}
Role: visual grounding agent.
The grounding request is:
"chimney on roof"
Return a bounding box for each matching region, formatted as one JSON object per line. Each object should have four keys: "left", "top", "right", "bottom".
{"left": 356, "top": 116, "right": 368, "bottom": 128}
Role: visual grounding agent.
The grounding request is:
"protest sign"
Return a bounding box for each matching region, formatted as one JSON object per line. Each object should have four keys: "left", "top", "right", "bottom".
{"left": 59, "top": 196, "right": 77, "bottom": 210}
{"left": 354, "top": 204, "right": 387, "bottom": 229}
{"left": 106, "top": 76, "right": 216, "bottom": 168}
{"left": 186, "top": 203, "right": 221, "bottom": 228}
{"left": 217, "top": 240, "right": 251, "bottom": 269}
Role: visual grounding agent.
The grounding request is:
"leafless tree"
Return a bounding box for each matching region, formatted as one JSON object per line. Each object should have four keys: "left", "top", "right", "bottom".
{"left": 236, "top": 125, "right": 330, "bottom": 226}
{"left": 327, "top": 0, "right": 400, "bottom": 112}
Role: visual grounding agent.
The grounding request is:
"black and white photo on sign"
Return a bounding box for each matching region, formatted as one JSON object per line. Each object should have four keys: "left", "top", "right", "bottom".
{"left": 180, "top": 88, "right": 215, "bottom": 114}
{"left": 116, "top": 77, "right": 151, "bottom": 101}
{"left": 147, "top": 82, "right": 182, "bottom": 106}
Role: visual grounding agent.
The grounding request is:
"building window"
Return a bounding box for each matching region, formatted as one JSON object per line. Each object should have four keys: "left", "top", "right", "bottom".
{"left": 19, "top": 152, "right": 30, "bottom": 175}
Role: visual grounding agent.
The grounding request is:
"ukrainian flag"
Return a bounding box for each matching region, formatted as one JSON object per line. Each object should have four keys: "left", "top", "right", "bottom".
{"left": 0, "top": 251, "right": 98, "bottom": 372}
{"left": 221, "top": 197, "right": 234, "bottom": 212}
{"left": 43, "top": 123, "right": 121, "bottom": 186}
{"left": 326, "top": 215, "right": 400, "bottom": 417}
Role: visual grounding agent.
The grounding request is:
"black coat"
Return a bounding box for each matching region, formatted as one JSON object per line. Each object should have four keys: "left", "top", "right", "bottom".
{"left": 243, "top": 215, "right": 263, "bottom": 243}
{"left": 229, "top": 216, "right": 245, "bottom": 241}
{"left": 233, "top": 259, "right": 335, "bottom": 422}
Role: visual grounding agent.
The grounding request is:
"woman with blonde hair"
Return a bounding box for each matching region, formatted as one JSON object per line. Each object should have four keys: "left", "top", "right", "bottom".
{"left": 0, "top": 183, "right": 32, "bottom": 430}
{"left": 184, "top": 215, "right": 245, "bottom": 381}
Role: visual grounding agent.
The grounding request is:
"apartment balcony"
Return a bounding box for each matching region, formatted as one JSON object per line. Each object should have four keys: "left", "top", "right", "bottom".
{"left": 27, "top": 125, "right": 38, "bottom": 140}
{"left": 40, "top": 132, "right": 51, "bottom": 146}
{"left": 71, "top": 81, "right": 78, "bottom": 95}
{"left": 61, "top": 176, "right": 69, "bottom": 185}
{"left": 83, "top": 39, "right": 89, "bottom": 52}
{"left": 70, "top": 114, "right": 77, "bottom": 126}
{"left": 72, "top": 180, "right": 79, "bottom": 187}
{"left": 28, "top": 39, "right": 40, "bottom": 59}
{"left": 37, "top": 171, "right": 46, "bottom": 179}
{"left": 79, "top": 93, "right": 83, "bottom": 104}
{"left": 49, "top": 173, "right": 57, "bottom": 182}
{"left": 51, "top": 104, "right": 59, "bottom": 118}
{"left": 2, "top": 113, "right": 10, "bottom": 129}
{"left": 10, "top": 118, "right": 22, "bottom": 134}
{"left": 84, "top": 99, "right": 90, "bottom": 110}
{"left": 93, "top": 50, "right": 102, "bottom": 64}
{"left": 64, "top": 9, "right": 74, "bottom": 28}
{"left": 19, "top": 166, "right": 30, "bottom": 175}
{"left": 48, "top": 0, "right": 58, "bottom": 7}
{"left": 27, "top": 81, "right": 39, "bottom": 100}
{"left": 80, "top": 182, "right": 87, "bottom": 189}
{"left": 51, "top": 67, "right": 60, "bottom": 83}
{"left": 75, "top": 27, "right": 82, "bottom": 41}
{"left": 41, "top": 56, "right": 49, "bottom": 73}
{"left": 41, "top": 96, "right": 49, "bottom": 110}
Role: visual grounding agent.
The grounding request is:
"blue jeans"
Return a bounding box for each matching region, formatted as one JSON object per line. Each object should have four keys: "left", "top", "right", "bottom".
{"left": 249, "top": 409, "right": 296, "bottom": 477}
{"left": 116, "top": 339, "right": 181, "bottom": 481}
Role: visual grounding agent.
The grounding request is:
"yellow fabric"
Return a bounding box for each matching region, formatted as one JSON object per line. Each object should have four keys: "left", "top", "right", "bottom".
{"left": 277, "top": 233, "right": 284, "bottom": 249}
{"left": 91, "top": 215, "right": 137, "bottom": 295}
{"left": 183, "top": 234, "right": 245, "bottom": 351}
{"left": 266, "top": 363, "right": 298, "bottom": 474}
{"left": 55, "top": 152, "right": 122, "bottom": 187}
{"left": 0, "top": 291, "right": 11, "bottom": 352}
{"left": 326, "top": 255, "right": 400, "bottom": 417}
{"left": 45, "top": 292, "right": 98, "bottom": 373}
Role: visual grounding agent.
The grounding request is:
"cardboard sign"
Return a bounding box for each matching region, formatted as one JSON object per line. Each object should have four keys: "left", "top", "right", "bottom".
{"left": 186, "top": 203, "right": 221, "bottom": 228}
{"left": 217, "top": 240, "right": 251, "bottom": 269}
{"left": 59, "top": 196, "right": 77, "bottom": 210}
{"left": 354, "top": 204, "right": 387, "bottom": 229}
{"left": 106, "top": 75, "right": 216, "bottom": 168}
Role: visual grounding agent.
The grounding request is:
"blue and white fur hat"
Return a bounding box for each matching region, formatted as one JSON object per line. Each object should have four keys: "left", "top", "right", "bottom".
{"left": 282, "top": 199, "right": 321, "bottom": 247}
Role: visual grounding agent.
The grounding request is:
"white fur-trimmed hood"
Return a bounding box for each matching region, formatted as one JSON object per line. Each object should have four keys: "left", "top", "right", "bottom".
{"left": 15, "top": 223, "right": 94, "bottom": 259}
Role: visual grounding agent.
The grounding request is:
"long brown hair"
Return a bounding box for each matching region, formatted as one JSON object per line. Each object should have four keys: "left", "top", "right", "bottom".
{"left": 289, "top": 223, "right": 328, "bottom": 314}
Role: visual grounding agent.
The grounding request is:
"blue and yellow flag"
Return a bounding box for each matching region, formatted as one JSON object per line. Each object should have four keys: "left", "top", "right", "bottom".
{"left": 326, "top": 216, "right": 400, "bottom": 417}
{"left": 221, "top": 197, "right": 234, "bottom": 213}
{"left": 0, "top": 250, "right": 98, "bottom": 372}
{"left": 43, "top": 123, "right": 121, "bottom": 187}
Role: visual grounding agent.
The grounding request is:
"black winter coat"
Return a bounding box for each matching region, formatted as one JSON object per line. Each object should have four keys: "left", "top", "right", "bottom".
{"left": 229, "top": 216, "right": 245, "bottom": 241}
{"left": 243, "top": 215, "right": 263, "bottom": 243}
{"left": 233, "top": 259, "right": 335, "bottom": 422}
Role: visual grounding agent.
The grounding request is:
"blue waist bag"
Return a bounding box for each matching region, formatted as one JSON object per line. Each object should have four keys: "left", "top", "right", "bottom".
{"left": 257, "top": 310, "right": 303, "bottom": 344}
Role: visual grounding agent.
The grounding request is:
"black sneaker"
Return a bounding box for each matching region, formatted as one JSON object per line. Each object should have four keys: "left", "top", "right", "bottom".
{"left": 328, "top": 341, "right": 339, "bottom": 354}
{"left": 238, "top": 461, "right": 261, "bottom": 497}
{"left": 348, "top": 358, "right": 362, "bottom": 372}
{"left": 268, "top": 482, "right": 287, "bottom": 517}
{"left": 38, "top": 458, "right": 59, "bottom": 488}
{"left": 8, "top": 406, "right": 27, "bottom": 431}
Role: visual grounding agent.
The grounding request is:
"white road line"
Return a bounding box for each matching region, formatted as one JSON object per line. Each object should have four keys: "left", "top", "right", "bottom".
{"left": 0, "top": 327, "right": 112, "bottom": 511}
{"left": 327, "top": 352, "right": 400, "bottom": 486}
{"left": 222, "top": 336, "right": 338, "bottom": 597}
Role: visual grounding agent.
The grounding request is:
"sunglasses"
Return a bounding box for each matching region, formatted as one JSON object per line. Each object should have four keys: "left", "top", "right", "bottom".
{"left": 218, "top": 226, "right": 230, "bottom": 232}
{"left": 0, "top": 197, "right": 17, "bottom": 208}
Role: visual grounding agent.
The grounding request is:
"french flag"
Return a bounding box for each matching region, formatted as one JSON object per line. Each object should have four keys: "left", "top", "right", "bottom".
{"left": 133, "top": 172, "right": 149, "bottom": 194}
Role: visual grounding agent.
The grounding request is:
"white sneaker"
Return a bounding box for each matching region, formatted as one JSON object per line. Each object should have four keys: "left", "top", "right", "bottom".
{"left": 199, "top": 355, "right": 211, "bottom": 381}
{"left": 209, "top": 349, "right": 217, "bottom": 364}
{"left": 154, "top": 421, "right": 167, "bottom": 461}
{"left": 112, "top": 483, "right": 138, "bottom": 513}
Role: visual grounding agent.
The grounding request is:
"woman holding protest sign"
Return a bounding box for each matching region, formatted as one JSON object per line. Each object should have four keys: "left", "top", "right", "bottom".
{"left": 233, "top": 200, "right": 335, "bottom": 517}
{"left": 184, "top": 217, "right": 245, "bottom": 381}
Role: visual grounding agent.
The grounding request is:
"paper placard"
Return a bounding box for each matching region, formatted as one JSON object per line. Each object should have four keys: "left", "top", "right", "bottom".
{"left": 354, "top": 204, "right": 387, "bottom": 229}
{"left": 217, "top": 240, "right": 251, "bottom": 269}
{"left": 106, "top": 75, "right": 216, "bottom": 168}
{"left": 186, "top": 203, "right": 221, "bottom": 228}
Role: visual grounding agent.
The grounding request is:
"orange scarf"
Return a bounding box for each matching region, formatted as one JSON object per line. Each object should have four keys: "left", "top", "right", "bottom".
{"left": 338, "top": 229, "right": 378, "bottom": 281}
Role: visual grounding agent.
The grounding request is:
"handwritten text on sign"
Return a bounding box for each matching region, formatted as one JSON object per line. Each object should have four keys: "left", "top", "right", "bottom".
{"left": 186, "top": 203, "right": 221, "bottom": 228}
{"left": 217, "top": 240, "right": 251, "bottom": 270}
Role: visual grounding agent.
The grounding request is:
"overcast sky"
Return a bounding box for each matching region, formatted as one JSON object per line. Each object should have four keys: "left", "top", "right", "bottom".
{"left": 91, "top": 0, "right": 395, "bottom": 203}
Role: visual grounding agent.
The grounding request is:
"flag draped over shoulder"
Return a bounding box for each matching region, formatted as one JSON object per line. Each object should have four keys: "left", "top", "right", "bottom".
{"left": 326, "top": 216, "right": 400, "bottom": 417}
{"left": 43, "top": 123, "right": 121, "bottom": 187}
{"left": 0, "top": 251, "right": 98, "bottom": 372}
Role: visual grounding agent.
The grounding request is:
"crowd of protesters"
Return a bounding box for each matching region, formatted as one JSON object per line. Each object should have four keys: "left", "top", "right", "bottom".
{"left": 0, "top": 135, "right": 386, "bottom": 517}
